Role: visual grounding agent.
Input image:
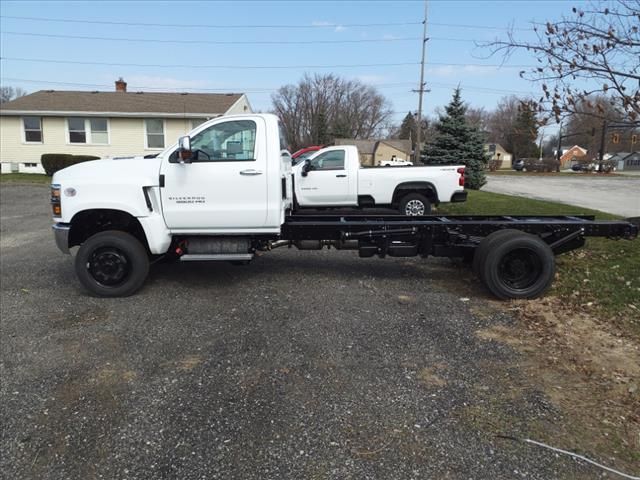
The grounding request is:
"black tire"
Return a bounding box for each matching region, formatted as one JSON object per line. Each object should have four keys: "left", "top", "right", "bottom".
{"left": 399, "top": 193, "right": 431, "bottom": 216}
{"left": 481, "top": 231, "right": 555, "bottom": 300}
{"left": 75, "top": 230, "right": 149, "bottom": 297}
{"left": 472, "top": 229, "right": 521, "bottom": 280}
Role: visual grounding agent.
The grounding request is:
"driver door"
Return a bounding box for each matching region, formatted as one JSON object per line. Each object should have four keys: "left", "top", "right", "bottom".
{"left": 160, "top": 117, "right": 268, "bottom": 230}
{"left": 294, "top": 149, "right": 354, "bottom": 206}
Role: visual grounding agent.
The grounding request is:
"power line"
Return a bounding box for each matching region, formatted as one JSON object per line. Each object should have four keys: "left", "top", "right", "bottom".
{"left": 0, "top": 15, "right": 422, "bottom": 29}
{"left": 1, "top": 31, "right": 423, "bottom": 45}
{"left": 0, "top": 56, "right": 535, "bottom": 70}
{"left": 0, "top": 56, "right": 420, "bottom": 70}
{"left": 0, "top": 31, "right": 480, "bottom": 45}
{"left": 0, "top": 14, "right": 529, "bottom": 32}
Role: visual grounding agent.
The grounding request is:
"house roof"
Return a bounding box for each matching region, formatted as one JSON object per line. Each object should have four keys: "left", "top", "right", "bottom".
{"left": 0, "top": 90, "right": 245, "bottom": 117}
{"left": 378, "top": 139, "right": 412, "bottom": 154}
{"left": 607, "top": 152, "right": 631, "bottom": 161}
{"left": 334, "top": 138, "right": 377, "bottom": 155}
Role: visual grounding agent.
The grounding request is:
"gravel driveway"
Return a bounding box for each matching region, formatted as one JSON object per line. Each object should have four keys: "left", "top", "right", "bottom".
{"left": 483, "top": 174, "right": 640, "bottom": 217}
{"left": 0, "top": 184, "right": 614, "bottom": 479}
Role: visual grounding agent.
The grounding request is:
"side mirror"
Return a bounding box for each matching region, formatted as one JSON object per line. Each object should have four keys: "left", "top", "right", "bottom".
{"left": 301, "top": 159, "right": 311, "bottom": 177}
{"left": 177, "top": 136, "right": 192, "bottom": 164}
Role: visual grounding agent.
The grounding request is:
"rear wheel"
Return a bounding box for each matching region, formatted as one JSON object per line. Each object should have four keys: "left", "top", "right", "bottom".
{"left": 399, "top": 193, "right": 431, "bottom": 216}
{"left": 480, "top": 231, "right": 555, "bottom": 299}
{"left": 472, "top": 229, "right": 520, "bottom": 281}
{"left": 75, "top": 230, "right": 149, "bottom": 297}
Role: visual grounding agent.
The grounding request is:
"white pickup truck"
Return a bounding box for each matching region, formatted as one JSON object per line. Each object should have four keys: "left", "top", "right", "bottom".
{"left": 51, "top": 112, "right": 627, "bottom": 300}
{"left": 293, "top": 146, "right": 466, "bottom": 215}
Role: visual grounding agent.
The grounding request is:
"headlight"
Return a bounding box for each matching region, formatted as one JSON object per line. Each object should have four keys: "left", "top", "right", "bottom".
{"left": 51, "top": 184, "right": 61, "bottom": 217}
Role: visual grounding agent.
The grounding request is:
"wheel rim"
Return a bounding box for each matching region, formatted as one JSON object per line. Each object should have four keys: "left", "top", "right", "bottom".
{"left": 405, "top": 199, "right": 425, "bottom": 216}
{"left": 87, "top": 247, "right": 131, "bottom": 287}
{"left": 497, "top": 248, "right": 542, "bottom": 291}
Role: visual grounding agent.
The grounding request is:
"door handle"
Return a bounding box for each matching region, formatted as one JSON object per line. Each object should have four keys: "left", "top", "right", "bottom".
{"left": 336, "top": 174, "right": 347, "bottom": 178}
{"left": 240, "top": 169, "right": 263, "bottom": 176}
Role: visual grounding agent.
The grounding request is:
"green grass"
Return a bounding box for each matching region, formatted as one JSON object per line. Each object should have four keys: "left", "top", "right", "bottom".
{"left": 0, "top": 173, "right": 51, "bottom": 185}
{"left": 439, "top": 190, "right": 640, "bottom": 328}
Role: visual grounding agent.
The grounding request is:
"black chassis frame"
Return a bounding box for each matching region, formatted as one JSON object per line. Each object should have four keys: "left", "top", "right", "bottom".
{"left": 279, "top": 214, "right": 638, "bottom": 258}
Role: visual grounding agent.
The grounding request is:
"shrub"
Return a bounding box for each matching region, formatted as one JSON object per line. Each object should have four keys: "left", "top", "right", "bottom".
{"left": 41, "top": 154, "right": 100, "bottom": 176}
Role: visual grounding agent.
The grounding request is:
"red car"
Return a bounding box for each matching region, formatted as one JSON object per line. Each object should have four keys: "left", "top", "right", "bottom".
{"left": 291, "top": 145, "right": 323, "bottom": 165}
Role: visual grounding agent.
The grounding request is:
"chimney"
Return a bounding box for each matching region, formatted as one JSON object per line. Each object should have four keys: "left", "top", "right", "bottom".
{"left": 115, "top": 77, "right": 127, "bottom": 92}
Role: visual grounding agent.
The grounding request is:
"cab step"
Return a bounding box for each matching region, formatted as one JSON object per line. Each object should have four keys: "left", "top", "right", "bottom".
{"left": 179, "top": 254, "right": 254, "bottom": 262}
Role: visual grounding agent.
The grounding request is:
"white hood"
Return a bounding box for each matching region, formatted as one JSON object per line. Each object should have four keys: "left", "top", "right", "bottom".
{"left": 53, "top": 155, "right": 162, "bottom": 187}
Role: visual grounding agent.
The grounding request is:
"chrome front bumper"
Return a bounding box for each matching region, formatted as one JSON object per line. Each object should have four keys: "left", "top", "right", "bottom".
{"left": 52, "top": 223, "right": 71, "bottom": 254}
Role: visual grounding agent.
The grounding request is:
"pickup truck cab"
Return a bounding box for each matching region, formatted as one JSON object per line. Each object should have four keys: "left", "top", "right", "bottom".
{"left": 293, "top": 146, "right": 466, "bottom": 215}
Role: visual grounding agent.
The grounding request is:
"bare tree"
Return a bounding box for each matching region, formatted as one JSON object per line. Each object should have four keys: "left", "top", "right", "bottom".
{"left": 0, "top": 86, "right": 27, "bottom": 104}
{"left": 485, "top": 0, "right": 640, "bottom": 123}
{"left": 272, "top": 74, "right": 393, "bottom": 150}
{"left": 484, "top": 95, "right": 522, "bottom": 153}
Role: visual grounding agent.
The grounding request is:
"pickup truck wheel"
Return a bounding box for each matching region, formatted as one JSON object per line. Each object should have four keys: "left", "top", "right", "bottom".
{"left": 75, "top": 230, "right": 149, "bottom": 297}
{"left": 481, "top": 231, "right": 555, "bottom": 299}
{"left": 399, "top": 193, "right": 431, "bottom": 216}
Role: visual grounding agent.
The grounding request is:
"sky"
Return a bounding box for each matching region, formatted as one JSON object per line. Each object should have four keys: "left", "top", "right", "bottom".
{"left": 0, "top": 0, "right": 579, "bottom": 131}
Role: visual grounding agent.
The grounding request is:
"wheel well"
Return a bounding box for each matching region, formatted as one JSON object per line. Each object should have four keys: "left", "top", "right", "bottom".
{"left": 69, "top": 209, "right": 150, "bottom": 252}
{"left": 392, "top": 183, "right": 438, "bottom": 207}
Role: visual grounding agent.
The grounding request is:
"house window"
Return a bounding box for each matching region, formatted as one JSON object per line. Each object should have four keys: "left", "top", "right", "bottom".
{"left": 67, "top": 118, "right": 109, "bottom": 144}
{"left": 90, "top": 119, "right": 108, "bottom": 144}
{"left": 68, "top": 117, "right": 86, "bottom": 143}
{"left": 23, "top": 117, "right": 43, "bottom": 143}
{"left": 145, "top": 119, "right": 165, "bottom": 148}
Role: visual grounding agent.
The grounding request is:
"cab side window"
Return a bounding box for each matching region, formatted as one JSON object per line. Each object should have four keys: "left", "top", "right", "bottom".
{"left": 309, "top": 150, "right": 345, "bottom": 171}
{"left": 187, "top": 120, "right": 257, "bottom": 162}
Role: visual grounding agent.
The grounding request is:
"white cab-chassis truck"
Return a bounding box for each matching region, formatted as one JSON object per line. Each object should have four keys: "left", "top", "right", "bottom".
{"left": 51, "top": 114, "right": 638, "bottom": 298}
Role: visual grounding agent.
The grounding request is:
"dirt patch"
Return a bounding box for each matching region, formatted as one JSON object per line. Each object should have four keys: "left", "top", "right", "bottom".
{"left": 476, "top": 296, "right": 640, "bottom": 470}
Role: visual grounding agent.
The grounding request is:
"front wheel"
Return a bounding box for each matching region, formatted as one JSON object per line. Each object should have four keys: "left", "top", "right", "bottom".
{"left": 399, "top": 193, "right": 431, "bottom": 216}
{"left": 75, "top": 230, "right": 149, "bottom": 297}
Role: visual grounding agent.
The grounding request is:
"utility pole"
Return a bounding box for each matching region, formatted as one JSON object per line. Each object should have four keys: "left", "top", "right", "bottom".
{"left": 556, "top": 122, "right": 563, "bottom": 165}
{"left": 598, "top": 120, "right": 607, "bottom": 172}
{"left": 414, "top": 0, "right": 429, "bottom": 163}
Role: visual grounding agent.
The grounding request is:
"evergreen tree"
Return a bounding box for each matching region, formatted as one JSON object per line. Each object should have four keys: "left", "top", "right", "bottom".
{"left": 511, "top": 102, "right": 539, "bottom": 159}
{"left": 424, "top": 88, "right": 488, "bottom": 190}
{"left": 398, "top": 112, "right": 417, "bottom": 141}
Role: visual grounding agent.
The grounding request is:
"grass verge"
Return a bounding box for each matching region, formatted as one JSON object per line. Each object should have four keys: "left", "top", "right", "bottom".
{"left": 0, "top": 173, "right": 51, "bottom": 185}
{"left": 438, "top": 190, "right": 640, "bottom": 330}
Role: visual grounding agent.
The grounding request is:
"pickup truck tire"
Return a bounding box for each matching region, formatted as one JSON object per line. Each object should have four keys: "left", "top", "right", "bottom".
{"left": 480, "top": 231, "right": 555, "bottom": 299}
{"left": 75, "top": 230, "right": 150, "bottom": 297}
{"left": 399, "top": 193, "right": 431, "bottom": 216}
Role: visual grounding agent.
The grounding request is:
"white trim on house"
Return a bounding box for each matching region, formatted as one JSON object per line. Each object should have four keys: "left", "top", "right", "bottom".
{"left": 1, "top": 110, "right": 227, "bottom": 118}
{"left": 143, "top": 118, "right": 166, "bottom": 150}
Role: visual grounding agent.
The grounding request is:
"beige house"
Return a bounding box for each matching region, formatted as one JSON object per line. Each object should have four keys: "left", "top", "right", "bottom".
{"left": 334, "top": 138, "right": 412, "bottom": 166}
{"left": 0, "top": 79, "right": 252, "bottom": 174}
{"left": 484, "top": 143, "right": 513, "bottom": 170}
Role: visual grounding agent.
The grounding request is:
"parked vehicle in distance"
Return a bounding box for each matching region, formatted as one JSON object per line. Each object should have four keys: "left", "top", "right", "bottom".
{"left": 380, "top": 156, "right": 413, "bottom": 167}
{"left": 292, "top": 145, "right": 467, "bottom": 215}
{"left": 521, "top": 158, "right": 560, "bottom": 173}
{"left": 513, "top": 159, "right": 525, "bottom": 171}
{"left": 292, "top": 145, "right": 323, "bottom": 165}
{"left": 571, "top": 163, "right": 584, "bottom": 172}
